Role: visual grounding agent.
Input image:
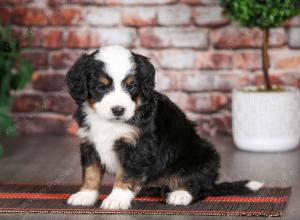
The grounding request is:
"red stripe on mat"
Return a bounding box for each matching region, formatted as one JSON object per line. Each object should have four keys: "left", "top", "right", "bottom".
{"left": 0, "top": 182, "right": 81, "bottom": 187}
{"left": 0, "top": 207, "right": 283, "bottom": 216}
{"left": 0, "top": 193, "right": 289, "bottom": 203}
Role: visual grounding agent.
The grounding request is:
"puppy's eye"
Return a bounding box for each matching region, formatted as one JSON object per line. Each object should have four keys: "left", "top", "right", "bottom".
{"left": 126, "top": 83, "right": 135, "bottom": 91}
{"left": 97, "top": 84, "right": 108, "bottom": 92}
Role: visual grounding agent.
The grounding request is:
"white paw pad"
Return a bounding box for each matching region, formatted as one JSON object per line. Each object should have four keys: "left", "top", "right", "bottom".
{"left": 166, "top": 190, "right": 193, "bottom": 206}
{"left": 100, "top": 188, "right": 134, "bottom": 210}
{"left": 67, "top": 190, "right": 98, "bottom": 206}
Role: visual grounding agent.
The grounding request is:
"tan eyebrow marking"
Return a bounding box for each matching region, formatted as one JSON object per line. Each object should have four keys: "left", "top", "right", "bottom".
{"left": 99, "top": 76, "right": 110, "bottom": 86}
{"left": 124, "top": 75, "right": 135, "bottom": 86}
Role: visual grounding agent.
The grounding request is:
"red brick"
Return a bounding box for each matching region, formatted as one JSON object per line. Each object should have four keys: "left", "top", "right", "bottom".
{"left": 233, "top": 51, "right": 262, "bottom": 70}
{"left": 97, "top": 28, "right": 137, "bottom": 47}
{"left": 278, "top": 72, "right": 300, "bottom": 88}
{"left": 66, "top": 28, "right": 137, "bottom": 48}
{"left": 13, "top": 113, "right": 73, "bottom": 135}
{"left": 193, "top": 7, "right": 228, "bottom": 26}
{"left": 85, "top": 8, "right": 121, "bottom": 26}
{"left": 140, "top": 27, "right": 208, "bottom": 49}
{"left": 254, "top": 70, "right": 300, "bottom": 89}
{"left": 21, "top": 51, "right": 48, "bottom": 69}
{"left": 254, "top": 70, "right": 300, "bottom": 88}
{"left": 185, "top": 111, "right": 202, "bottom": 122}
{"left": 189, "top": 93, "right": 228, "bottom": 113}
{"left": 13, "top": 27, "right": 44, "bottom": 48}
{"left": 180, "top": 71, "right": 253, "bottom": 92}
{"left": 269, "top": 28, "right": 287, "bottom": 47}
{"left": 0, "top": 0, "right": 32, "bottom": 5}
{"left": 156, "top": 49, "right": 195, "bottom": 69}
{"left": 44, "top": 94, "right": 77, "bottom": 115}
{"left": 155, "top": 70, "right": 178, "bottom": 91}
{"left": 211, "top": 27, "right": 286, "bottom": 49}
{"left": 213, "top": 73, "right": 253, "bottom": 91}
{"left": 157, "top": 5, "right": 191, "bottom": 26}
{"left": 289, "top": 28, "right": 300, "bottom": 48}
{"left": 104, "top": 0, "right": 119, "bottom": 5}
{"left": 66, "top": 30, "right": 101, "bottom": 48}
{"left": 164, "top": 91, "right": 191, "bottom": 111}
{"left": 186, "top": 112, "right": 214, "bottom": 136}
{"left": 139, "top": 29, "right": 161, "bottom": 48}
{"left": 0, "top": 7, "right": 11, "bottom": 23}
{"left": 254, "top": 73, "right": 282, "bottom": 86}
{"left": 284, "top": 14, "right": 300, "bottom": 26}
{"left": 211, "top": 27, "right": 262, "bottom": 49}
{"left": 194, "top": 110, "right": 232, "bottom": 136}
{"left": 32, "top": 72, "right": 66, "bottom": 91}
{"left": 123, "top": 7, "right": 157, "bottom": 26}
{"left": 49, "top": 7, "right": 83, "bottom": 25}
{"left": 106, "top": 0, "right": 177, "bottom": 5}
{"left": 71, "top": 0, "right": 104, "bottom": 4}
{"left": 131, "top": 48, "right": 160, "bottom": 67}
{"left": 212, "top": 110, "right": 232, "bottom": 135}
{"left": 270, "top": 50, "right": 300, "bottom": 69}
{"left": 48, "top": 0, "right": 104, "bottom": 6}
{"left": 180, "top": 0, "right": 219, "bottom": 5}
{"left": 45, "top": 30, "right": 63, "bottom": 49}
{"left": 50, "top": 51, "right": 81, "bottom": 69}
{"left": 13, "top": 8, "right": 48, "bottom": 25}
{"left": 196, "top": 51, "right": 233, "bottom": 70}
{"left": 196, "top": 117, "right": 213, "bottom": 136}
{"left": 12, "top": 93, "right": 45, "bottom": 112}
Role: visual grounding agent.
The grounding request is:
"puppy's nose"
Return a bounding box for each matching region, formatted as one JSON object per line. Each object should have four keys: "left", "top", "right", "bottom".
{"left": 111, "top": 106, "right": 125, "bottom": 116}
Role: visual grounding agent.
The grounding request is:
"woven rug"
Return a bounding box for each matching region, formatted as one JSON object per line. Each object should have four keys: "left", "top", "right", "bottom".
{"left": 0, "top": 182, "right": 291, "bottom": 217}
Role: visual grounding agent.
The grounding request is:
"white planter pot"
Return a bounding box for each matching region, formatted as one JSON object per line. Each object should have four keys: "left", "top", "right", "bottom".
{"left": 232, "top": 86, "right": 300, "bottom": 152}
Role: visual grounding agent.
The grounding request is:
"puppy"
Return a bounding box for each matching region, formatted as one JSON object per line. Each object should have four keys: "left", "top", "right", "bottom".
{"left": 65, "top": 45, "right": 263, "bottom": 210}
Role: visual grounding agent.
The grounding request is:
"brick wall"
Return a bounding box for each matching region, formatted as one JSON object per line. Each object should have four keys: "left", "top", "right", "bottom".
{"left": 1, "top": 0, "right": 300, "bottom": 136}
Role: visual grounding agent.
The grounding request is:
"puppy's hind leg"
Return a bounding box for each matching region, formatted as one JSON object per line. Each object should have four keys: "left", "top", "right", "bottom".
{"left": 166, "top": 159, "right": 218, "bottom": 206}
{"left": 165, "top": 175, "right": 194, "bottom": 206}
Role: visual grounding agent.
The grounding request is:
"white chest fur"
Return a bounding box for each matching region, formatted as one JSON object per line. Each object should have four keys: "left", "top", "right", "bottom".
{"left": 78, "top": 106, "right": 136, "bottom": 174}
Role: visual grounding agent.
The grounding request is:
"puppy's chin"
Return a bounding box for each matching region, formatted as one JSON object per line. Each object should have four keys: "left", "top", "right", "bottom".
{"left": 110, "top": 116, "right": 127, "bottom": 123}
{"left": 93, "top": 112, "right": 120, "bottom": 122}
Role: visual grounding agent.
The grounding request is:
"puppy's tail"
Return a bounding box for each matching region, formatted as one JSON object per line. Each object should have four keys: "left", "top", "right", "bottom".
{"left": 210, "top": 180, "right": 264, "bottom": 196}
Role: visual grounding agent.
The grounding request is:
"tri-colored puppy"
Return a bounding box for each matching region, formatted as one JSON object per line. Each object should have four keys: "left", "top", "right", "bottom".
{"left": 65, "top": 45, "right": 263, "bottom": 210}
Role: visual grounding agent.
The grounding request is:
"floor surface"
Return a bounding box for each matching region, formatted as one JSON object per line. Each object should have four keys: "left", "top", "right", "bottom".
{"left": 0, "top": 135, "right": 299, "bottom": 220}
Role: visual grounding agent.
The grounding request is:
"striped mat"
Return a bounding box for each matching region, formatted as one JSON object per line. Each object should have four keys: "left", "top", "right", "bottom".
{"left": 0, "top": 182, "right": 291, "bottom": 217}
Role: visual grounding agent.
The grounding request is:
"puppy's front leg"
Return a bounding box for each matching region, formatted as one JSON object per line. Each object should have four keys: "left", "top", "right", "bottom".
{"left": 101, "top": 168, "right": 139, "bottom": 210}
{"left": 68, "top": 143, "right": 104, "bottom": 206}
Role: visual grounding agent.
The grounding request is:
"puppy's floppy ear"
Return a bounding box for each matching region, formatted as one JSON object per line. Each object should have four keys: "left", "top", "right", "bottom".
{"left": 65, "top": 50, "right": 98, "bottom": 105}
{"left": 65, "top": 54, "right": 89, "bottom": 104}
{"left": 132, "top": 53, "right": 155, "bottom": 97}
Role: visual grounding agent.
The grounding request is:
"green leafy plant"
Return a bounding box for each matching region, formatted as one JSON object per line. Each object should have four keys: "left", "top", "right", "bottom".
{"left": 0, "top": 24, "right": 33, "bottom": 144}
{"left": 220, "top": 0, "right": 300, "bottom": 90}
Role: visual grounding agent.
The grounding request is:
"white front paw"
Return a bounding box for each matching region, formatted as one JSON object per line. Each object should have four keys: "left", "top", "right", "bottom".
{"left": 100, "top": 188, "right": 134, "bottom": 210}
{"left": 166, "top": 190, "right": 193, "bottom": 206}
{"left": 67, "top": 190, "right": 98, "bottom": 206}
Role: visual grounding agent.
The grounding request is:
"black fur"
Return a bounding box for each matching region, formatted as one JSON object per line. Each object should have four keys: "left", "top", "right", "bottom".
{"left": 132, "top": 53, "right": 155, "bottom": 98}
{"left": 116, "top": 91, "right": 223, "bottom": 200}
{"left": 66, "top": 48, "right": 256, "bottom": 204}
{"left": 80, "top": 142, "right": 101, "bottom": 177}
{"left": 66, "top": 53, "right": 92, "bottom": 105}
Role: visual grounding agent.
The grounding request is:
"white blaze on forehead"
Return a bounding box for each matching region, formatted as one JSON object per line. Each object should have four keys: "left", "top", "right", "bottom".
{"left": 95, "top": 45, "right": 134, "bottom": 81}
{"left": 93, "top": 45, "right": 137, "bottom": 121}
